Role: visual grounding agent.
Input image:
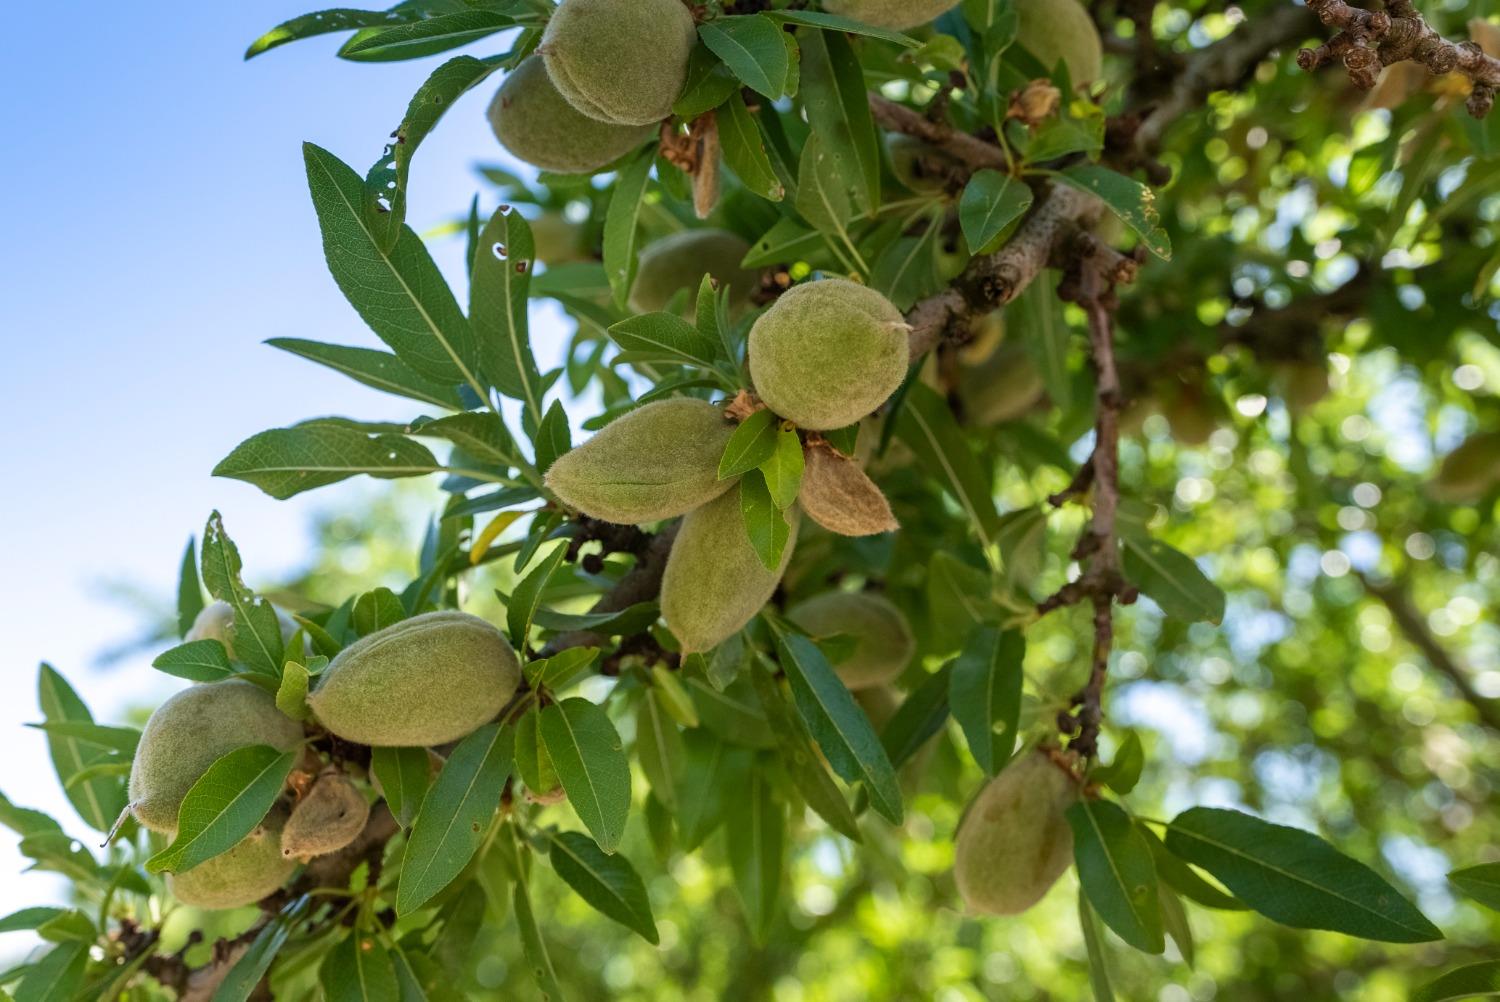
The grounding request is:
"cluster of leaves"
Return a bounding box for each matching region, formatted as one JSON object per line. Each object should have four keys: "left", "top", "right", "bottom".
{"left": 5, "top": 0, "right": 1500, "bottom": 999}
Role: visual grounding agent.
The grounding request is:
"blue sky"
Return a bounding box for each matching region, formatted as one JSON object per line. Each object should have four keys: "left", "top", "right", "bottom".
{"left": 0, "top": 5, "right": 537, "bottom": 926}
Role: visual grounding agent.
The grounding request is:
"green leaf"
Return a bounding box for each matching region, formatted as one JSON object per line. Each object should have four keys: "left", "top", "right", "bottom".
{"left": 547, "top": 831, "right": 659, "bottom": 943}
{"left": 147, "top": 745, "right": 296, "bottom": 874}
{"left": 1068, "top": 799, "right": 1164, "bottom": 954}
{"left": 177, "top": 537, "right": 204, "bottom": 638}
{"left": 37, "top": 665, "right": 127, "bottom": 834}
{"left": 604, "top": 145, "right": 657, "bottom": 310}
{"left": 959, "top": 169, "right": 1034, "bottom": 253}
{"left": 213, "top": 896, "right": 311, "bottom": 1002}
{"left": 1056, "top": 164, "right": 1172, "bottom": 260}
{"left": 773, "top": 628, "right": 902, "bottom": 824}
{"left": 303, "top": 143, "right": 480, "bottom": 388}
{"left": 610, "top": 312, "right": 719, "bottom": 369}
{"left": 533, "top": 400, "right": 571, "bottom": 474}
{"left": 1009, "top": 271, "right": 1072, "bottom": 411}
{"left": 352, "top": 587, "right": 407, "bottom": 636}
{"left": 415, "top": 411, "right": 518, "bottom": 467}
{"left": 472, "top": 205, "right": 544, "bottom": 422}
{"left": 200, "top": 512, "right": 289, "bottom": 678}
{"left": 927, "top": 552, "right": 998, "bottom": 645}
{"left": 215, "top": 423, "right": 444, "bottom": 500}
{"left": 719, "top": 91, "right": 784, "bottom": 201}
{"left": 1450, "top": 863, "right": 1500, "bottom": 912}
{"left": 508, "top": 543, "right": 569, "bottom": 648}
{"left": 1412, "top": 961, "right": 1500, "bottom": 1002}
{"left": 743, "top": 217, "right": 823, "bottom": 268}
{"left": 371, "top": 747, "right": 431, "bottom": 831}
{"left": 523, "top": 647, "right": 602, "bottom": 691}
{"left": 12, "top": 941, "right": 87, "bottom": 1002}
{"left": 26, "top": 721, "right": 138, "bottom": 756}
{"left": 674, "top": 731, "right": 747, "bottom": 849}
{"left": 511, "top": 837, "right": 566, "bottom": 1002}
{"left": 699, "top": 15, "right": 789, "bottom": 100}
{"left": 0, "top": 907, "right": 65, "bottom": 934}
{"left": 879, "top": 664, "right": 952, "bottom": 769}
{"left": 397, "top": 723, "right": 514, "bottom": 915}
{"left": 739, "top": 471, "right": 791, "bottom": 572}
{"left": 1078, "top": 891, "right": 1116, "bottom": 1002}
{"left": 341, "top": 11, "right": 521, "bottom": 61}
{"left": 363, "top": 55, "right": 503, "bottom": 250}
{"left": 895, "top": 383, "right": 1001, "bottom": 551}
{"left": 750, "top": 662, "right": 860, "bottom": 841}
{"left": 759, "top": 428, "right": 804, "bottom": 509}
{"left": 276, "top": 662, "right": 311, "bottom": 722}
{"left": 1120, "top": 536, "right": 1225, "bottom": 624}
{"left": 798, "top": 28, "right": 880, "bottom": 214}
{"left": 245, "top": 8, "right": 414, "bottom": 59}
{"left": 277, "top": 318, "right": 449, "bottom": 407}
{"left": 1159, "top": 882, "right": 1194, "bottom": 968}
{"left": 539, "top": 698, "right": 631, "bottom": 853}
{"left": 636, "top": 690, "right": 685, "bottom": 811}
{"left": 764, "top": 10, "right": 920, "bottom": 47}
{"left": 871, "top": 224, "right": 942, "bottom": 311}
{"left": 948, "top": 627, "right": 1023, "bottom": 775}
{"left": 726, "top": 770, "right": 784, "bottom": 942}
{"left": 796, "top": 134, "right": 855, "bottom": 243}
{"left": 1094, "top": 732, "right": 1144, "bottom": 795}
{"left": 719, "top": 410, "right": 779, "bottom": 479}
{"left": 674, "top": 42, "right": 741, "bottom": 120}
{"left": 1139, "top": 825, "right": 1244, "bottom": 911}
{"left": 1163, "top": 806, "right": 1442, "bottom": 942}
{"left": 320, "top": 930, "right": 399, "bottom": 1002}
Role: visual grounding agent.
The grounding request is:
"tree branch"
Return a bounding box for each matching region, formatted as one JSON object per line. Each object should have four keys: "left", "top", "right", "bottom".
{"left": 868, "top": 93, "right": 1009, "bottom": 171}
{"left": 1299, "top": 0, "right": 1500, "bottom": 118}
{"left": 1358, "top": 572, "right": 1500, "bottom": 732}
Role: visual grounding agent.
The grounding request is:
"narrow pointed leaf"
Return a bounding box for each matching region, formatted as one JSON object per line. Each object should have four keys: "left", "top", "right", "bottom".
{"left": 539, "top": 698, "right": 631, "bottom": 853}
{"left": 726, "top": 770, "right": 784, "bottom": 942}
{"left": 1450, "top": 863, "right": 1500, "bottom": 912}
{"left": 1121, "top": 536, "right": 1225, "bottom": 624}
{"left": 699, "top": 16, "right": 789, "bottom": 99}
{"left": 604, "top": 145, "right": 657, "bottom": 310}
{"left": 750, "top": 662, "right": 860, "bottom": 841}
{"left": 948, "top": 627, "right": 1023, "bottom": 775}
{"left": 547, "top": 831, "right": 658, "bottom": 943}
{"left": 719, "top": 409, "right": 779, "bottom": 479}
{"left": 371, "top": 747, "right": 431, "bottom": 829}
{"left": 397, "top": 724, "right": 515, "bottom": 915}
{"left": 508, "top": 543, "right": 569, "bottom": 648}
{"left": 1413, "top": 962, "right": 1500, "bottom": 1002}
{"left": 245, "top": 9, "right": 415, "bottom": 59}
{"left": 215, "top": 423, "right": 443, "bottom": 500}
{"left": 760, "top": 428, "right": 804, "bottom": 510}
{"left": 1068, "top": 799, "right": 1164, "bottom": 954}
{"left": 147, "top": 746, "right": 296, "bottom": 874}
{"left": 960, "top": 169, "right": 1033, "bottom": 253}
{"left": 177, "top": 537, "right": 204, "bottom": 638}
{"left": 213, "top": 896, "right": 311, "bottom": 1002}
{"left": 267, "top": 339, "right": 463, "bottom": 410}
{"left": 38, "top": 665, "right": 127, "bottom": 833}
{"left": 319, "top": 930, "right": 398, "bottom": 1002}
{"left": 472, "top": 206, "right": 543, "bottom": 421}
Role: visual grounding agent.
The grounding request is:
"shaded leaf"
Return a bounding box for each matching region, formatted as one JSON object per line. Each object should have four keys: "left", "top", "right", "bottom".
{"left": 604, "top": 145, "right": 657, "bottom": 310}
{"left": 1120, "top": 536, "right": 1225, "bottom": 624}
{"left": 371, "top": 746, "right": 431, "bottom": 829}
{"left": 319, "top": 930, "right": 398, "bottom": 1002}
{"left": 548, "top": 831, "right": 658, "bottom": 943}
{"left": 948, "top": 627, "right": 1023, "bottom": 775}
{"left": 699, "top": 15, "right": 788, "bottom": 99}
{"left": 1068, "top": 799, "right": 1164, "bottom": 954}
{"left": 726, "top": 770, "right": 784, "bottom": 942}
{"left": 960, "top": 169, "right": 1033, "bottom": 253}
{"left": 540, "top": 698, "right": 631, "bottom": 853}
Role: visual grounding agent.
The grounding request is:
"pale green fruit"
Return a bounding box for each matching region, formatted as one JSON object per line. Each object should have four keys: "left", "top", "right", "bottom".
{"left": 488, "top": 57, "right": 654, "bottom": 174}
{"left": 1275, "top": 361, "right": 1331, "bottom": 414}
{"left": 129, "top": 680, "right": 304, "bottom": 834}
{"left": 308, "top": 612, "right": 520, "bottom": 747}
{"left": 886, "top": 134, "right": 953, "bottom": 193}
{"left": 788, "top": 592, "right": 914, "bottom": 690}
{"left": 1432, "top": 431, "right": 1500, "bottom": 503}
{"left": 541, "top": 0, "right": 696, "bottom": 126}
{"left": 545, "top": 398, "right": 738, "bottom": 524}
{"left": 954, "top": 750, "right": 1079, "bottom": 916}
{"left": 282, "top": 772, "right": 370, "bottom": 861}
{"left": 187, "top": 600, "right": 299, "bottom": 660}
{"left": 1016, "top": 0, "right": 1104, "bottom": 84}
{"left": 168, "top": 807, "right": 296, "bottom": 910}
{"left": 629, "top": 229, "right": 759, "bottom": 315}
{"left": 959, "top": 342, "right": 1046, "bottom": 425}
{"left": 822, "top": 0, "right": 960, "bottom": 31}
{"left": 531, "top": 211, "right": 586, "bottom": 265}
{"left": 661, "top": 490, "right": 799, "bottom": 653}
{"left": 1164, "top": 391, "right": 1218, "bottom": 446}
{"left": 749, "top": 279, "right": 910, "bottom": 431}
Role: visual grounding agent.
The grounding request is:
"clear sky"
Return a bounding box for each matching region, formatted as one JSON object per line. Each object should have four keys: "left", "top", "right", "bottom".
{"left": 0, "top": 4, "right": 537, "bottom": 934}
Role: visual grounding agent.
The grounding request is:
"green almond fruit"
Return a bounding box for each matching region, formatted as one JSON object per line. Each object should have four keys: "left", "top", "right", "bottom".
{"left": 545, "top": 398, "right": 738, "bottom": 525}
{"left": 186, "top": 599, "right": 298, "bottom": 661}
{"left": 488, "top": 57, "right": 655, "bottom": 175}
{"left": 129, "top": 679, "right": 304, "bottom": 834}
{"left": 281, "top": 772, "right": 370, "bottom": 861}
{"left": 821, "top": 0, "right": 959, "bottom": 31}
{"left": 541, "top": 0, "right": 696, "bottom": 126}
{"left": 168, "top": 806, "right": 296, "bottom": 910}
{"left": 1016, "top": 0, "right": 1104, "bottom": 84}
{"left": 629, "top": 229, "right": 759, "bottom": 316}
{"left": 788, "top": 591, "right": 914, "bottom": 690}
{"left": 749, "top": 279, "right": 911, "bottom": 431}
{"left": 1432, "top": 430, "right": 1500, "bottom": 503}
{"left": 661, "top": 490, "right": 800, "bottom": 654}
{"left": 307, "top": 611, "right": 520, "bottom": 747}
{"left": 954, "top": 750, "right": 1080, "bottom": 916}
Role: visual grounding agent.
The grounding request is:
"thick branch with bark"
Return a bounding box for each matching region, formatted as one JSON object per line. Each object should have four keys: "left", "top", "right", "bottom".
{"left": 1299, "top": 0, "right": 1500, "bottom": 117}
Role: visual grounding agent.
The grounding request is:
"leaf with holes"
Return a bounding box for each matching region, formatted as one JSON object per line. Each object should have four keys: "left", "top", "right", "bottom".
{"left": 1056, "top": 164, "right": 1171, "bottom": 260}
{"left": 471, "top": 205, "right": 544, "bottom": 423}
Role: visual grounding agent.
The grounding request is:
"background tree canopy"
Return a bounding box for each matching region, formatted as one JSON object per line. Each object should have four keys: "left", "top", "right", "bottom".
{"left": 3, "top": 0, "right": 1499, "bottom": 999}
